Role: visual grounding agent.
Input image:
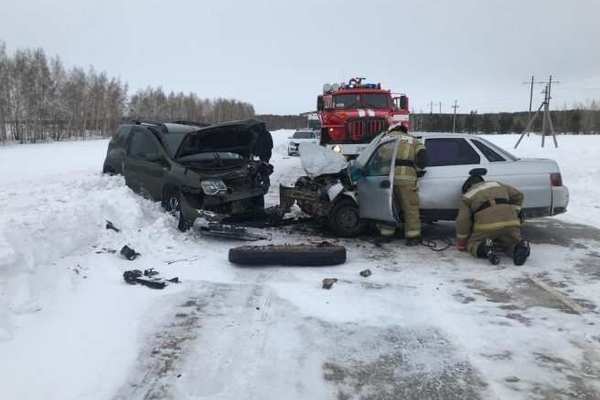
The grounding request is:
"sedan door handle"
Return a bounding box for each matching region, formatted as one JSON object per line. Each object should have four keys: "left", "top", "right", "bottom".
{"left": 380, "top": 180, "right": 391, "bottom": 189}
{"left": 469, "top": 168, "right": 488, "bottom": 176}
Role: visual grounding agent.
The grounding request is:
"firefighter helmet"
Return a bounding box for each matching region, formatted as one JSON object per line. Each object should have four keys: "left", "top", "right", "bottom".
{"left": 388, "top": 123, "right": 408, "bottom": 133}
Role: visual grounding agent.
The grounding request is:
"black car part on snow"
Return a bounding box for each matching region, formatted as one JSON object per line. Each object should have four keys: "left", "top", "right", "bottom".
{"left": 228, "top": 242, "right": 347, "bottom": 266}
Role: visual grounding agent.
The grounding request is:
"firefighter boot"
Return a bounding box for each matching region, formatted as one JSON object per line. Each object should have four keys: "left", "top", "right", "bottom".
{"left": 513, "top": 240, "right": 531, "bottom": 266}
{"left": 477, "top": 239, "right": 500, "bottom": 265}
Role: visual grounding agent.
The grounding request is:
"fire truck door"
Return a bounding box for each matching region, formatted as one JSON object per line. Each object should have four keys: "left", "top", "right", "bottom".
{"left": 357, "top": 139, "right": 398, "bottom": 223}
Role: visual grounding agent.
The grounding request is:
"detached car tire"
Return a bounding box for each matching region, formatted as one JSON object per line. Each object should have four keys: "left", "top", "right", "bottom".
{"left": 229, "top": 243, "right": 346, "bottom": 266}
{"left": 328, "top": 198, "right": 366, "bottom": 237}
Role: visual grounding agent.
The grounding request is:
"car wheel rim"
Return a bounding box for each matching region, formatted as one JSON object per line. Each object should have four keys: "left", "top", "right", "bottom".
{"left": 338, "top": 206, "right": 358, "bottom": 230}
{"left": 167, "top": 196, "right": 180, "bottom": 213}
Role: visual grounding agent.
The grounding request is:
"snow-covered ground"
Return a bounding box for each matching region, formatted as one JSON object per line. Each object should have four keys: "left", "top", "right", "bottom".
{"left": 1, "top": 133, "right": 599, "bottom": 399}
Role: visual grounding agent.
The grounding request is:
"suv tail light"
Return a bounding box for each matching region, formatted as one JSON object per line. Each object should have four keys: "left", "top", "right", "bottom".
{"left": 550, "top": 173, "right": 563, "bottom": 187}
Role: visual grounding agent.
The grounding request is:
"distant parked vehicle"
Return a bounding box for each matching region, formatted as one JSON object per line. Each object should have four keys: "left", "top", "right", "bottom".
{"left": 281, "top": 132, "right": 569, "bottom": 237}
{"left": 102, "top": 119, "right": 273, "bottom": 231}
{"left": 288, "top": 129, "right": 319, "bottom": 156}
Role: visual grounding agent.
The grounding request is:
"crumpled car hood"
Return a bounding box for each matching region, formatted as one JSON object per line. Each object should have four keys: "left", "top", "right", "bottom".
{"left": 298, "top": 143, "right": 348, "bottom": 177}
{"left": 175, "top": 119, "right": 273, "bottom": 162}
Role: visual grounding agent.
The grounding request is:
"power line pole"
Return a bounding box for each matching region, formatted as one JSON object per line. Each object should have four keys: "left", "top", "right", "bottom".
{"left": 522, "top": 75, "right": 545, "bottom": 136}
{"left": 429, "top": 101, "right": 433, "bottom": 114}
{"left": 451, "top": 100, "right": 459, "bottom": 133}
{"left": 515, "top": 75, "right": 560, "bottom": 149}
{"left": 438, "top": 102, "right": 442, "bottom": 114}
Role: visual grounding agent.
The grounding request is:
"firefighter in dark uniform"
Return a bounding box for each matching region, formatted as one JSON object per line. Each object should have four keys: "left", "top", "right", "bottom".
{"left": 379, "top": 123, "right": 427, "bottom": 245}
{"left": 456, "top": 174, "right": 531, "bottom": 265}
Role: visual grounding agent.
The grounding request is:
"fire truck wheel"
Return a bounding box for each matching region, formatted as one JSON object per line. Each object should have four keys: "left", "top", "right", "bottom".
{"left": 328, "top": 198, "right": 366, "bottom": 237}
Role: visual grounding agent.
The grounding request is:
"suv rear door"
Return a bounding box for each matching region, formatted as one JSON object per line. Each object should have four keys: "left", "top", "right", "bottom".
{"left": 124, "top": 127, "right": 168, "bottom": 200}
{"left": 419, "top": 137, "right": 482, "bottom": 213}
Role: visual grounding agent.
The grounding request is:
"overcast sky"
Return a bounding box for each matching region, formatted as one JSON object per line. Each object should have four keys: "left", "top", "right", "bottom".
{"left": 1, "top": 0, "right": 599, "bottom": 114}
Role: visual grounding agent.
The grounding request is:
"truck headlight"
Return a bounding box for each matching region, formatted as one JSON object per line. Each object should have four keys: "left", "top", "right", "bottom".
{"left": 333, "top": 145, "right": 342, "bottom": 153}
{"left": 200, "top": 179, "right": 227, "bottom": 195}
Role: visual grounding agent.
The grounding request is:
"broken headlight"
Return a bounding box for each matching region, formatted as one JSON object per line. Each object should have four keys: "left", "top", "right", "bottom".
{"left": 200, "top": 179, "right": 227, "bottom": 195}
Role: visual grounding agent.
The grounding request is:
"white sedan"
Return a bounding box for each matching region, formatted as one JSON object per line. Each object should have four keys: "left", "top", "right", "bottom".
{"left": 287, "top": 129, "right": 319, "bottom": 156}
{"left": 280, "top": 132, "right": 569, "bottom": 236}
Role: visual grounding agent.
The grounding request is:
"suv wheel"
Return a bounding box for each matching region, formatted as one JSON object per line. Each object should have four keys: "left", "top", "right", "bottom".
{"left": 163, "top": 189, "right": 192, "bottom": 232}
{"left": 328, "top": 198, "right": 365, "bottom": 237}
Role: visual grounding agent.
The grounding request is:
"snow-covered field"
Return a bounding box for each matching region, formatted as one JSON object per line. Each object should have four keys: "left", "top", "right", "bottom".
{"left": 1, "top": 132, "right": 599, "bottom": 399}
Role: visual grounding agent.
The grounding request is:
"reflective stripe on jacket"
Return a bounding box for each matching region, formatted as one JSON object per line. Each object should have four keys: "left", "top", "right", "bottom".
{"left": 456, "top": 181, "right": 524, "bottom": 239}
{"left": 392, "top": 133, "right": 426, "bottom": 183}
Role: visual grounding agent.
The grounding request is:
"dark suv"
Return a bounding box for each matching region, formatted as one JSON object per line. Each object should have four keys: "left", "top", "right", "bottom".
{"left": 102, "top": 119, "right": 273, "bottom": 230}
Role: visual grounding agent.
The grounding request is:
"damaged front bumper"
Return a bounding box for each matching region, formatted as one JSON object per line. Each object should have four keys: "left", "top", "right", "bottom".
{"left": 279, "top": 179, "right": 349, "bottom": 219}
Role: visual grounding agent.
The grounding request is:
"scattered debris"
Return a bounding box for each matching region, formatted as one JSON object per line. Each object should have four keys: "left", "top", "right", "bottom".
{"left": 166, "top": 256, "right": 201, "bottom": 265}
{"left": 322, "top": 278, "right": 338, "bottom": 290}
{"left": 95, "top": 247, "right": 116, "bottom": 254}
{"left": 106, "top": 220, "right": 120, "bottom": 232}
{"left": 144, "top": 268, "right": 159, "bottom": 277}
{"left": 123, "top": 269, "right": 180, "bottom": 290}
{"left": 229, "top": 242, "right": 347, "bottom": 266}
{"left": 120, "top": 245, "right": 140, "bottom": 261}
{"left": 359, "top": 269, "right": 372, "bottom": 278}
{"left": 198, "top": 222, "right": 270, "bottom": 241}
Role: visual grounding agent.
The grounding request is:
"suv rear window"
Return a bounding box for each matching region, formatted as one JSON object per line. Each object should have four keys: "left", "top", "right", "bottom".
{"left": 425, "top": 138, "right": 480, "bottom": 166}
{"left": 472, "top": 139, "right": 505, "bottom": 162}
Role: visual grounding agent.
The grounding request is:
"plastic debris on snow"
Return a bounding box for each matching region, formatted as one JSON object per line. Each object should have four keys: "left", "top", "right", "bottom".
{"left": 120, "top": 245, "right": 140, "bottom": 261}
{"left": 322, "top": 278, "right": 338, "bottom": 289}
{"left": 298, "top": 143, "right": 347, "bottom": 177}
{"left": 123, "top": 269, "right": 180, "bottom": 290}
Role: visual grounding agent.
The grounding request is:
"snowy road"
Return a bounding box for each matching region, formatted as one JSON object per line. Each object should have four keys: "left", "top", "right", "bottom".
{"left": 1, "top": 133, "right": 600, "bottom": 400}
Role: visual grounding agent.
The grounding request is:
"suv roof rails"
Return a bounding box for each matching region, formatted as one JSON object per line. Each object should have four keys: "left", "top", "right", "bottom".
{"left": 170, "top": 120, "right": 211, "bottom": 128}
{"left": 122, "top": 118, "right": 168, "bottom": 133}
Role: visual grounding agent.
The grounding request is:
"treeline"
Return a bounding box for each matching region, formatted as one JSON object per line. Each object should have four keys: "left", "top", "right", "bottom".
{"left": 411, "top": 107, "right": 600, "bottom": 134}
{"left": 129, "top": 88, "right": 254, "bottom": 124}
{"left": 0, "top": 42, "right": 255, "bottom": 143}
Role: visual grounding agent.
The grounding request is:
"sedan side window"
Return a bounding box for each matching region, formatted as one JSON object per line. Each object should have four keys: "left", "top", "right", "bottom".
{"left": 364, "top": 140, "right": 396, "bottom": 176}
{"left": 129, "top": 128, "right": 159, "bottom": 160}
{"left": 425, "top": 138, "right": 480, "bottom": 166}
{"left": 471, "top": 139, "right": 505, "bottom": 162}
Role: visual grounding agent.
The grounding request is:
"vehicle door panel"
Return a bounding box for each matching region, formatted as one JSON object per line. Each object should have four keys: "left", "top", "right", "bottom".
{"left": 124, "top": 128, "right": 167, "bottom": 200}
{"left": 419, "top": 138, "right": 482, "bottom": 211}
{"left": 357, "top": 139, "right": 397, "bottom": 222}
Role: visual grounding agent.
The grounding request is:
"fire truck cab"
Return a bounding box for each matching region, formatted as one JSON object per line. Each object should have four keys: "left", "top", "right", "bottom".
{"left": 317, "top": 78, "right": 409, "bottom": 157}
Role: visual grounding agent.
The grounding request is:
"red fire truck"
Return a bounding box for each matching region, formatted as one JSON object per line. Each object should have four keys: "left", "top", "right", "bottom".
{"left": 317, "top": 77, "right": 410, "bottom": 157}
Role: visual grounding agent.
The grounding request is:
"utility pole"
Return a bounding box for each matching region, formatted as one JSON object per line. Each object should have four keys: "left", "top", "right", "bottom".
{"left": 429, "top": 101, "right": 433, "bottom": 114}
{"left": 438, "top": 102, "right": 442, "bottom": 114}
{"left": 515, "top": 75, "right": 560, "bottom": 149}
{"left": 451, "top": 100, "right": 459, "bottom": 133}
{"left": 522, "top": 75, "right": 545, "bottom": 136}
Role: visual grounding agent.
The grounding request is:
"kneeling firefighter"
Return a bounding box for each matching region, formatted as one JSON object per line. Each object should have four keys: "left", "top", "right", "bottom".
{"left": 456, "top": 174, "right": 531, "bottom": 265}
{"left": 379, "top": 124, "right": 428, "bottom": 246}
